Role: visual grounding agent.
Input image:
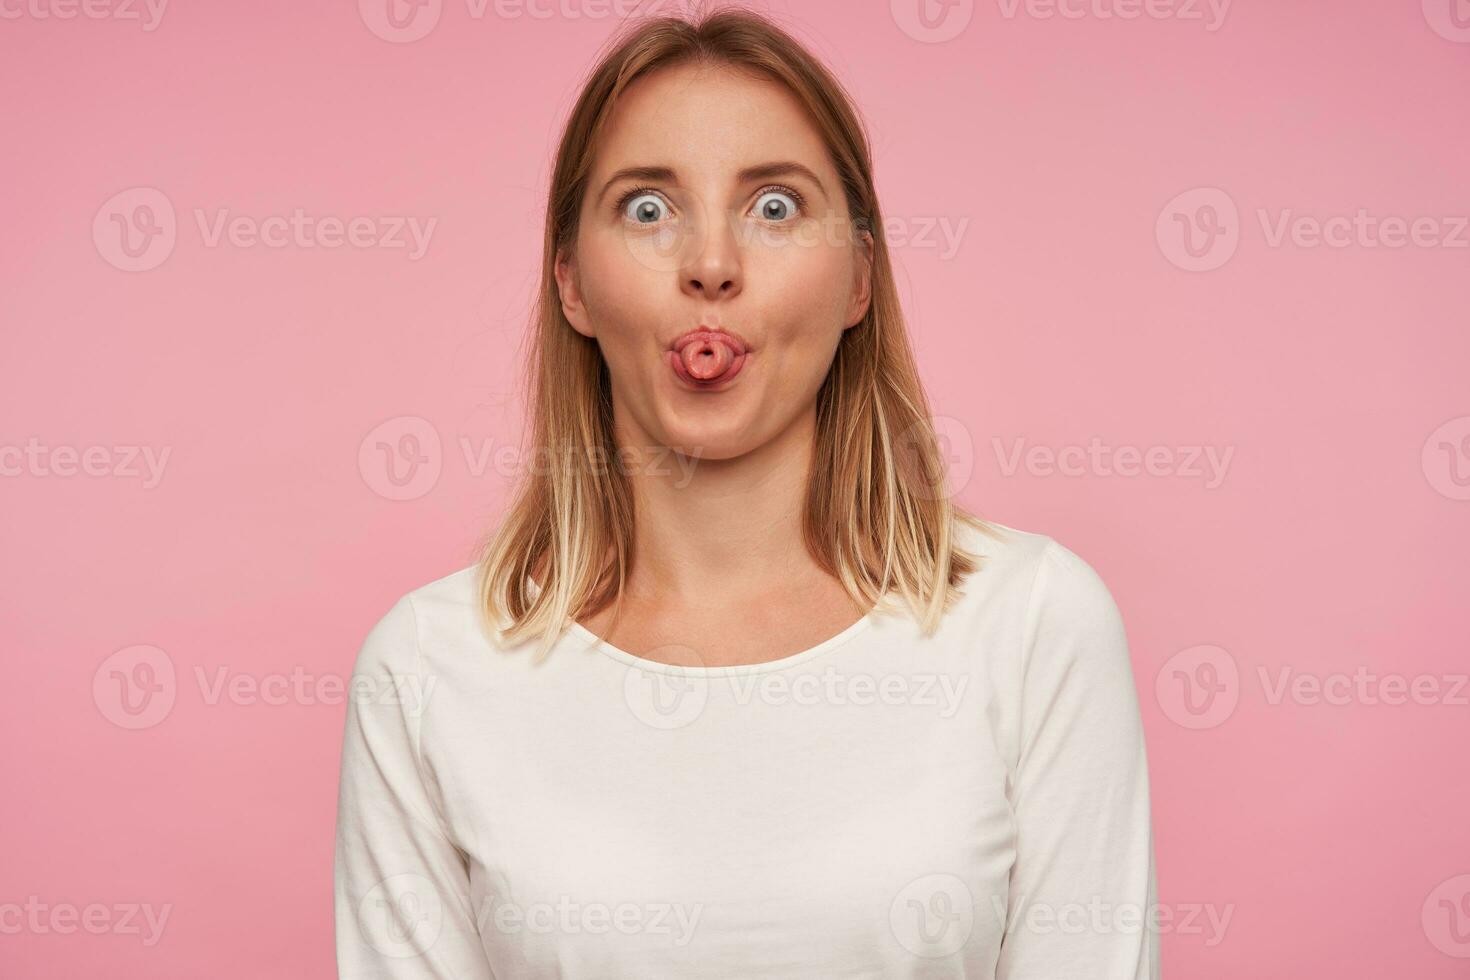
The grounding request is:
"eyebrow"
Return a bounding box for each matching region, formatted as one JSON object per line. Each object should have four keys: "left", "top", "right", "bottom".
{"left": 596, "top": 161, "right": 828, "bottom": 206}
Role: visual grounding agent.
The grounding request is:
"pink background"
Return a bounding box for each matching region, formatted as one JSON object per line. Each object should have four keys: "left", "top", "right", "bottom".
{"left": 3, "top": 0, "right": 1468, "bottom": 976}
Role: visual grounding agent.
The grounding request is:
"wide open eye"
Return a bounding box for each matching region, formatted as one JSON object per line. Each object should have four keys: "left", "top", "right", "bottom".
{"left": 620, "top": 191, "right": 670, "bottom": 224}
{"left": 751, "top": 188, "right": 803, "bottom": 222}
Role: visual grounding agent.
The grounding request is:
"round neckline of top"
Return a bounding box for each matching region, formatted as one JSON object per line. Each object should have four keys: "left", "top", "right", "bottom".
{"left": 525, "top": 575, "right": 880, "bottom": 677}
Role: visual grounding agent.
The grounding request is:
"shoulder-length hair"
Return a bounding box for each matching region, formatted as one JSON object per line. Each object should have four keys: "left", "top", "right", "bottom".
{"left": 475, "top": 4, "right": 996, "bottom": 662}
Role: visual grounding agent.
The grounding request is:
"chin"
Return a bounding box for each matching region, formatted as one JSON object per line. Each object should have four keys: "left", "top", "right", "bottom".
{"left": 661, "top": 435, "right": 750, "bottom": 463}
{"left": 656, "top": 418, "right": 756, "bottom": 462}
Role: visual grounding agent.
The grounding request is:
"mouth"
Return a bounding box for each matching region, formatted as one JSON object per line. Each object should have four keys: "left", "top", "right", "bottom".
{"left": 667, "top": 328, "right": 751, "bottom": 390}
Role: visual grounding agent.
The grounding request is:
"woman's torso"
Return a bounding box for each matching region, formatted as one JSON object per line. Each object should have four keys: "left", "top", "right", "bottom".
{"left": 406, "top": 520, "right": 1040, "bottom": 978}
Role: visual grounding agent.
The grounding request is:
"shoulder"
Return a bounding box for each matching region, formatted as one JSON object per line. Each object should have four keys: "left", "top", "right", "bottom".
{"left": 399, "top": 563, "right": 486, "bottom": 628}
{"left": 955, "top": 519, "right": 1139, "bottom": 729}
{"left": 352, "top": 563, "right": 487, "bottom": 675}
{"left": 952, "top": 514, "right": 1127, "bottom": 644}
{"left": 956, "top": 512, "right": 1115, "bottom": 592}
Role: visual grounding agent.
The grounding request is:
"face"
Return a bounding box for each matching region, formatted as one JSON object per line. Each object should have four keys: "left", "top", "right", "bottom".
{"left": 554, "top": 61, "right": 873, "bottom": 462}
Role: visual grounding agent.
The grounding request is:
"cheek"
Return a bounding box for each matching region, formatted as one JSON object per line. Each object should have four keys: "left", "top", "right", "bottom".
{"left": 751, "top": 236, "right": 855, "bottom": 331}
{"left": 575, "top": 230, "right": 666, "bottom": 338}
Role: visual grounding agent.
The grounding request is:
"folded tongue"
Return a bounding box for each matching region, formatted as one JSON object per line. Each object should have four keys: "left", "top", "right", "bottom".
{"left": 681, "top": 339, "right": 735, "bottom": 380}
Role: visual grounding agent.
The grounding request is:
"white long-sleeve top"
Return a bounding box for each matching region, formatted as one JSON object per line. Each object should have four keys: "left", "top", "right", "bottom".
{"left": 333, "top": 520, "right": 1160, "bottom": 978}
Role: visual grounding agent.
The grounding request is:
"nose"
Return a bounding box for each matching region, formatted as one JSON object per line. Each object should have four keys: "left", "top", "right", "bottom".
{"left": 680, "top": 208, "right": 742, "bottom": 302}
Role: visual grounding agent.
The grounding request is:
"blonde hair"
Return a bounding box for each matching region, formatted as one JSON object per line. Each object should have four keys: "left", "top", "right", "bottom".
{"left": 475, "top": 4, "right": 997, "bottom": 662}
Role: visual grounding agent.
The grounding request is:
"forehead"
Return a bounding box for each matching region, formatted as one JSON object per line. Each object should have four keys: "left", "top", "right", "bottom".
{"left": 591, "top": 61, "right": 833, "bottom": 182}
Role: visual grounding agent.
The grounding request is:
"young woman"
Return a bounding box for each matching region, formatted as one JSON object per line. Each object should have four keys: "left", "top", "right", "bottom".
{"left": 334, "top": 8, "right": 1158, "bottom": 978}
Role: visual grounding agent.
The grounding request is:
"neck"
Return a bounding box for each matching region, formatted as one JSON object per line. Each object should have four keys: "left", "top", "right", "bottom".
{"left": 616, "top": 404, "right": 824, "bottom": 605}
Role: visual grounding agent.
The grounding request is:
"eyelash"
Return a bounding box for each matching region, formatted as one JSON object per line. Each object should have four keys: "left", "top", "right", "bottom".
{"left": 612, "top": 183, "right": 809, "bottom": 223}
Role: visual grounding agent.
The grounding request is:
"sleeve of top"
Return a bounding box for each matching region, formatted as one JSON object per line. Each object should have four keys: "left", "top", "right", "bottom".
{"left": 995, "top": 539, "right": 1161, "bottom": 980}
{"left": 333, "top": 594, "right": 495, "bottom": 980}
